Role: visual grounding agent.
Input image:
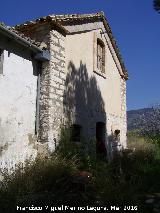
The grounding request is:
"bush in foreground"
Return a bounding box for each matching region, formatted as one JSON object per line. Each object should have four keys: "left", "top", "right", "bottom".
{"left": 0, "top": 131, "right": 160, "bottom": 212}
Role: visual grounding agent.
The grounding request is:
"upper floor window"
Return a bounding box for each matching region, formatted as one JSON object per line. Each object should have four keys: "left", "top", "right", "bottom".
{"left": 0, "top": 49, "right": 4, "bottom": 75}
{"left": 97, "top": 39, "right": 105, "bottom": 74}
{"left": 93, "top": 33, "right": 106, "bottom": 78}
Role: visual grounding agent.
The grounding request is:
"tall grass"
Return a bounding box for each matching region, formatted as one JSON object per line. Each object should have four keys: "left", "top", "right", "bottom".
{"left": 0, "top": 130, "right": 160, "bottom": 212}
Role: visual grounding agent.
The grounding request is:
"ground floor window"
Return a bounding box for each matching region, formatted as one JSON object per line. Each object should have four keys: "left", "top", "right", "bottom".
{"left": 71, "top": 124, "right": 82, "bottom": 142}
{"left": 114, "top": 129, "right": 120, "bottom": 141}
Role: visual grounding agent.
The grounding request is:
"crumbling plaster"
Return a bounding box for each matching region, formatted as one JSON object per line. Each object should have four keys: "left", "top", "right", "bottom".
{"left": 0, "top": 51, "right": 37, "bottom": 171}
{"left": 0, "top": 19, "right": 127, "bottom": 172}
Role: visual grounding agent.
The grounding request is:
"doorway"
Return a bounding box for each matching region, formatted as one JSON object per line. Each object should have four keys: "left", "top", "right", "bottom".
{"left": 96, "top": 122, "right": 106, "bottom": 154}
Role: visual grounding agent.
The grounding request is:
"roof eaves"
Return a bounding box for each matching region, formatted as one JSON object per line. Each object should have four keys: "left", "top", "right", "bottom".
{"left": 14, "top": 12, "right": 128, "bottom": 79}
{"left": 0, "top": 23, "right": 44, "bottom": 53}
{"left": 99, "top": 13, "right": 128, "bottom": 80}
{"left": 0, "top": 23, "right": 51, "bottom": 62}
{"left": 15, "top": 12, "right": 103, "bottom": 28}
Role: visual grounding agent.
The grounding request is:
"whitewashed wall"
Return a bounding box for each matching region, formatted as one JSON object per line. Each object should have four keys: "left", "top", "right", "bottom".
{"left": 0, "top": 51, "right": 37, "bottom": 172}
{"left": 65, "top": 28, "right": 127, "bottom": 150}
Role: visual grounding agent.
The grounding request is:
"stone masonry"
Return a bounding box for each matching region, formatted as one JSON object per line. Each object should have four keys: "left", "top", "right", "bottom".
{"left": 15, "top": 12, "right": 128, "bottom": 156}
{"left": 0, "top": 12, "right": 128, "bottom": 173}
{"left": 38, "top": 29, "right": 66, "bottom": 151}
{"left": 120, "top": 78, "right": 127, "bottom": 148}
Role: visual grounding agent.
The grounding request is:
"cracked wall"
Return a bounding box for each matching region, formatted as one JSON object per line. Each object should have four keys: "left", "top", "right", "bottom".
{"left": 0, "top": 51, "right": 37, "bottom": 171}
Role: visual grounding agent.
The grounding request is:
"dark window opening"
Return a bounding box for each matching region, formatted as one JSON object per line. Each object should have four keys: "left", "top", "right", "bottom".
{"left": 114, "top": 129, "right": 120, "bottom": 141}
{"left": 97, "top": 39, "right": 105, "bottom": 73}
{"left": 0, "top": 49, "right": 4, "bottom": 75}
{"left": 96, "top": 122, "right": 106, "bottom": 154}
{"left": 111, "top": 129, "right": 121, "bottom": 151}
{"left": 71, "top": 124, "right": 81, "bottom": 142}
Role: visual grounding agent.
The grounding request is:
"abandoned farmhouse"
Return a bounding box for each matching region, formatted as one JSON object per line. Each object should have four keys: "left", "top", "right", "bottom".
{"left": 0, "top": 12, "right": 128, "bottom": 171}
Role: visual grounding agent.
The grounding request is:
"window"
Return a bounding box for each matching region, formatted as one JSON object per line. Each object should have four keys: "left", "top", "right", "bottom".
{"left": 93, "top": 33, "right": 106, "bottom": 78}
{"left": 71, "top": 124, "right": 81, "bottom": 142}
{"left": 0, "top": 49, "right": 4, "bottom": 75}
{"left": 97, "top": 39, "right": 105, "bottom": 73}
{"left": 114, "top": 129, "right": 120, "bottom": 142}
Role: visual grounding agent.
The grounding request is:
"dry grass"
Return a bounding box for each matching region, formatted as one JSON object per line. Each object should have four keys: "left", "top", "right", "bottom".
{"left": 0, "top": 131, "right": 160, "bottom": 212}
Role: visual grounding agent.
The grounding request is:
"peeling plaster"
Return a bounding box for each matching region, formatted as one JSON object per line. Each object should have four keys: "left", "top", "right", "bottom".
{"left": 0, "top": 51, "right": 37, "bottom": 171}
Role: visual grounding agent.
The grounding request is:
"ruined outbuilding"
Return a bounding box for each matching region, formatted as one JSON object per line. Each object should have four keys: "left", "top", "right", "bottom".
{"left": 0, "top": 12, "right": 128, "bottom": 171}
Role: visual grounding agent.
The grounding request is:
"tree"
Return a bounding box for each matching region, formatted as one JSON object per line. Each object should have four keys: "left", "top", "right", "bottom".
{"left": 154, "top": 0, "right": 160, "bottom": 12}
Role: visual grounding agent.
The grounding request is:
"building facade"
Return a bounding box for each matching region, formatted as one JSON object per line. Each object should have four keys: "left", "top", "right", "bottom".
{"left": 0, "top": 12, "right": 128, "bottom": 172}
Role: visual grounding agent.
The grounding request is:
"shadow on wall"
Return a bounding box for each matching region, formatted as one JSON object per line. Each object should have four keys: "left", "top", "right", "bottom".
{"left": 62, "top": 60, "right": 113, "bottom": 158}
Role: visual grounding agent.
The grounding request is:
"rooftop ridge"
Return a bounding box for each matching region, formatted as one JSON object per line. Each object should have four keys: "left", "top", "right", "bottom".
{"left": 14, "top": 12, "right": 128, "bottom": 79}
{"left": 15, "top": 12, "right": 104, "bottom": 27}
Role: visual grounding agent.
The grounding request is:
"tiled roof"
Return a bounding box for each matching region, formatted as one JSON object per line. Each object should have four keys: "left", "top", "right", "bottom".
{"left": 15, "top": 12, "right": 128, "bottom": 79}
{"left": 0, "top": 22, "right": 46, "bottom": 50}
{"left": 15, "top": 12, "right": 105, "bottom": 27}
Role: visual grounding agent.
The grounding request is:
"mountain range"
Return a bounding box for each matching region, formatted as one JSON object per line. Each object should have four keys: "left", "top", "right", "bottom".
{"left": 127, "top": 107, "right": 160, "bottom": 132}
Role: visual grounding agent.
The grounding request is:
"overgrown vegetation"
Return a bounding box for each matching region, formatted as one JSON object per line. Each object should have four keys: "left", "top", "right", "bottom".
{"left": 0, "top": 128, "right": 160, "bottom": 212}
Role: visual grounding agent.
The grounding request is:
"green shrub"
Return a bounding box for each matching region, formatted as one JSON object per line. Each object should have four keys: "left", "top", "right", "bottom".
{"left": 0, "top": 154, "right": 78, "bottom": 212}
{"left": 0, "top": 130, "right": 160, "bottom": 212}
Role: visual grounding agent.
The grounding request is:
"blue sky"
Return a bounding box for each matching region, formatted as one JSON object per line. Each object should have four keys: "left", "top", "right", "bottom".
{"left": 0, "top": 0, "right": 160, "bottom": 110}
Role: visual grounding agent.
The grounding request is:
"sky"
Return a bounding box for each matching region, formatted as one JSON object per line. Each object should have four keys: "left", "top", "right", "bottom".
{"left": 0, "top": 0, "right": 160, "bottom": 110}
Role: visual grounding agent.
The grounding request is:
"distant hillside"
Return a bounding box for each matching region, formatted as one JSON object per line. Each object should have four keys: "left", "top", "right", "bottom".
{"left": 127, "top": 107, "right": 160, "bottom": 132}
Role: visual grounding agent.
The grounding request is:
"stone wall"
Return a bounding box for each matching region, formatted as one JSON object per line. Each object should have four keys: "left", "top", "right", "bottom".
{"left": 0, "top": 19, "right": 127, "bottom": 174}
{"left": 120, "top": 78, "right": 127, "bottom": 148}
{"left": 18, "top": 22, "right": 127, "bottom": 154}
{"left": 19, "top": 24, "right": 67, "bottom": 151}
{"left": 38, "top": 30, "right": 66, "bottom": 151}
{"left": 106, "top": 78, "right": 127, "bottom": 154}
